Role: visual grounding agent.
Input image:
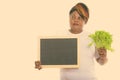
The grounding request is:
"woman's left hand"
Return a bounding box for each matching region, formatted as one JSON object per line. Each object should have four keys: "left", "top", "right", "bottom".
{"left": 97, "top": 47, "right": 107, "bottom": 57}
{"left": 96, "top": 47, "right": 108, "bottom": 65}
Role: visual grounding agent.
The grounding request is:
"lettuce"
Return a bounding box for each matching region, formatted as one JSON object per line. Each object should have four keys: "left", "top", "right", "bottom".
{"left": 88, "top": 30, "right": 114, "bottom": 52}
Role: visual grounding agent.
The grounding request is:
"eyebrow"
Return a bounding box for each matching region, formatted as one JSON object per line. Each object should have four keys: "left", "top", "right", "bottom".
{"left": 71, "top": 13, "right": 81, "bottom": 18}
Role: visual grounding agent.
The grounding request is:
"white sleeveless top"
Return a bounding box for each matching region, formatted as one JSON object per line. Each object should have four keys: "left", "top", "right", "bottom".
{"left": 60, "top": 30, "right": 97, "bottom": 80}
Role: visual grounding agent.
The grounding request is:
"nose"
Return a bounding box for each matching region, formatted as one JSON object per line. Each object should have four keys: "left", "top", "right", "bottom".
{"left": 74, "top": 17, "right": 79, "bottom": 22}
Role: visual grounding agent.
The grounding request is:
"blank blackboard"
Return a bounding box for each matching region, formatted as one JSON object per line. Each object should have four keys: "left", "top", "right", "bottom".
{"left": 38, "top": 36, "right": 80, "bottom": 68}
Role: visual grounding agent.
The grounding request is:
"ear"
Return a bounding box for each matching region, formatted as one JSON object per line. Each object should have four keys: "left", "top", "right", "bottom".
{"left": 84, "top": 17, "right": 88, "bottom": 24}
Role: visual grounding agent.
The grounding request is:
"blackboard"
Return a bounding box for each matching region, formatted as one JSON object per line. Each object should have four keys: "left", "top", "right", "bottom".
{"left": 38, "top": 36, "right": 80, "bottom": 68}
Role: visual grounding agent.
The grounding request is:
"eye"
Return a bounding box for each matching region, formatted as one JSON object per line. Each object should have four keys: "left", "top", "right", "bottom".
{"left": 71, "top": 16, "right": 75, "bottom": 20}
{"left": 78, "top": 16, "right": 82, "bottom": 20}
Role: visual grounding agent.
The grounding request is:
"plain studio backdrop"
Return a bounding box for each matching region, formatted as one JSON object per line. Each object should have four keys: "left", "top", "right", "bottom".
{"left": 0, "top": 0, "right": 120, "bottom": 80}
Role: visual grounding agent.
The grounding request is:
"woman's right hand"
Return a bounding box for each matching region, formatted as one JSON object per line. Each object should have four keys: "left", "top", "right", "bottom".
{"left": 35, "top": 61, "right": 42, "bottom": 70}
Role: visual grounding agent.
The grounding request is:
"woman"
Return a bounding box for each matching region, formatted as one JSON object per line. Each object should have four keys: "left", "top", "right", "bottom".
{"left": 35, "top": 2, "right": 107, "bottom": 80}
{"left": 60, "top": 3, "right": 107, "bottom": 80}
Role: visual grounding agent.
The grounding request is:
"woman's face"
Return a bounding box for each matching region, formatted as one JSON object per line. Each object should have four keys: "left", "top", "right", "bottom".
{"left": 69, "top": 11, "right": 85, "bottom": 33}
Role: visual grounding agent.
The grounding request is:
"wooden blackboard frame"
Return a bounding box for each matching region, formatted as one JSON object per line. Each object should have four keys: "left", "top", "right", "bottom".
{"left": 37, "top": 36, "right": 80, "bottom": 68}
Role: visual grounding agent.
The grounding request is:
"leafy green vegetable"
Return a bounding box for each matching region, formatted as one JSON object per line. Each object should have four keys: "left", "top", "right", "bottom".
{"left": 88, "top": 30, "right": 114, "bottom": 52}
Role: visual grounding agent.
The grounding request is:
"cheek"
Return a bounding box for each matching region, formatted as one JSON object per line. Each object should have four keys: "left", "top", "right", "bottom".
{"left": 69, "top": 20, "right": 73, "bottom": 26}
{"left": 70, "top": 19, "right": 72, "bottom": 23}
{"left": 79, "top": 21, "right": 84, "bottom": 26}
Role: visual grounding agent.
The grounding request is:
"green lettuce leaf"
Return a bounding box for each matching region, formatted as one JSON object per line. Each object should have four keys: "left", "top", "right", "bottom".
{"left": 88, "top": 30, "right": 114, "bottom": 52}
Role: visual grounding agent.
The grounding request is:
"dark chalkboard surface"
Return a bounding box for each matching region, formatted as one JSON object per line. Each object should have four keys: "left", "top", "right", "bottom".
{"left": 38, "top": 36, "right": 80, "bottom": 68}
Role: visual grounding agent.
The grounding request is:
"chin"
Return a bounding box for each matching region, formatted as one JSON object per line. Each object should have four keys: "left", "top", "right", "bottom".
{"left": 71, "top": 25, "right": 82, "bottom": 30}
{"left": 73, "top": 28, "right": 82, "bottom": 32}
{"left": 73, "top": 27, "right": 82, "bottom": 30}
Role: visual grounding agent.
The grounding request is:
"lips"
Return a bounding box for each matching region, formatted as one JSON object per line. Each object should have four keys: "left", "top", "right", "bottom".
{"left": 73, "top": 23, "right": 79, "bottom": 26}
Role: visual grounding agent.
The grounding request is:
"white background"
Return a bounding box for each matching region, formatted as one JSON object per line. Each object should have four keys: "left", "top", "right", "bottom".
{"left": 0, "top": 0, "right": 120, "bottom": 80}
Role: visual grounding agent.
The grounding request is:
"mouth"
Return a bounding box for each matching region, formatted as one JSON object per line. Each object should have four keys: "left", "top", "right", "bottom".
{"left": 73, "top": 23, "right": 79, "bottom": 26}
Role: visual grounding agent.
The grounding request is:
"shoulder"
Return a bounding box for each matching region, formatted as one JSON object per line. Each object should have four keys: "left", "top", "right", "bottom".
{"left": 81, "top": 30, "right": 92, "bottom": 40}
{"left": 82, "top": 30, "right": 91, "bottom": 36}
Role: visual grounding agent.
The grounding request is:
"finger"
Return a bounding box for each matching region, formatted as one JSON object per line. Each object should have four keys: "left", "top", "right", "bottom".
{"left": 98, "top": 48, "right": 107, "bottom": 55}
{"left": 38, "top": 66, "right": 42, "bottom": 70}
{"left": 35, "top": 61, "right": 41, "bottom": 68}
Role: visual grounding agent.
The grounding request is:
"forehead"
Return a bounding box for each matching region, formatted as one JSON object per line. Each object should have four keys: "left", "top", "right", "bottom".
{"left": 70, "top": 11, "right": 80, "bottom": 17}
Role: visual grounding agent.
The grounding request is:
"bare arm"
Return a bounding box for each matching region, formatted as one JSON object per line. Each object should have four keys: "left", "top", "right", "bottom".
{"left": 95, "top": 47, "right": 108, "bottom": 65}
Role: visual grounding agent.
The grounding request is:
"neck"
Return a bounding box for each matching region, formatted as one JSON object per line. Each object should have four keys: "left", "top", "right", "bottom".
{"left": 69, "top": 29, "right": 83, "bottom": 34}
